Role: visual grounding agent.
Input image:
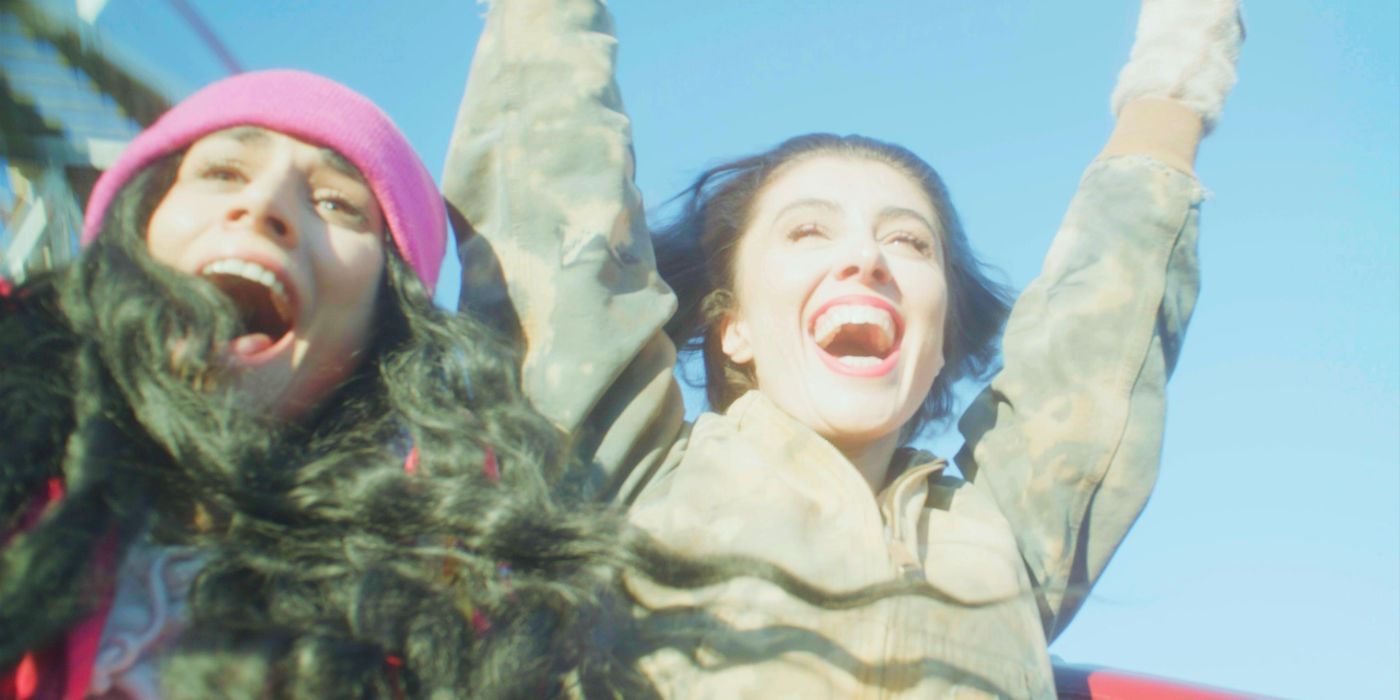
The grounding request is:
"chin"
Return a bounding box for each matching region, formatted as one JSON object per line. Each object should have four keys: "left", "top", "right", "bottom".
{"left": 814, "top": 405, "right": 907, "bottom": 445}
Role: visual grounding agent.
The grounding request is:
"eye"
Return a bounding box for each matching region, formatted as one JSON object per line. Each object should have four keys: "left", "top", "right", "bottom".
{"left": 883, "top": 230, "right": 934, "bottom": 255}
{"left": 313, "top": 189, "right": 369, "bottom": 226}
{"left": 786, "top": 223, "right": 828, "bottom": 243}
{"left": 195, "top": 160, "right": 246, "bottom": 184}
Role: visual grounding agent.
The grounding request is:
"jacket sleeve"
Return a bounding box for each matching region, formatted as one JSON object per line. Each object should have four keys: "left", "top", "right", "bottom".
{"left": 440, "top": 0, "right": 684, "bottom": 503}
{"left": 955, "top": 155, "right": 1203, "bottom": 640}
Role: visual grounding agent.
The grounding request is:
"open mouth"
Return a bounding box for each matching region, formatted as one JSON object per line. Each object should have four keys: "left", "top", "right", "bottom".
{"left": 199, "top": 258, "right": 295, "bottom": 353}
{"left": 811, "top": 303, "right": 900, "bottom": 370}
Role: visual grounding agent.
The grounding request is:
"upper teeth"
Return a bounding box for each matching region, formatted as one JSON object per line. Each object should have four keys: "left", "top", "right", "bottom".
{"left": 199, "top": 259, "right": 289, "bottom": 303}
{"left": 812, "top": 304, "right": 896, "bottom": 353}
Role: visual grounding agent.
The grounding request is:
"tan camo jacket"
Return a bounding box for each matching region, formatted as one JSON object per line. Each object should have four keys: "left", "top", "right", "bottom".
{"left": 443, "top": 1, "right": 1204, "bottom": 697}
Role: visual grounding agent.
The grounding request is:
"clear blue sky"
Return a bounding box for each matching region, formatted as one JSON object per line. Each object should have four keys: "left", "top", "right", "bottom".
{"left": 81, "top": 2, "right": 1400, "bottom": 697}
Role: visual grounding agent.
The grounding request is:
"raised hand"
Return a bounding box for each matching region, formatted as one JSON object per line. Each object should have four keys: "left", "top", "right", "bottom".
{"left": 1111, "top": 0, "right": 1245, "bottom": 134}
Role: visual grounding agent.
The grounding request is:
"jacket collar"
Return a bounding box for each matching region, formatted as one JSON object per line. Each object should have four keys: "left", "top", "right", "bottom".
{"left": 726, "top": 390, "right": 947, "bottom": 500}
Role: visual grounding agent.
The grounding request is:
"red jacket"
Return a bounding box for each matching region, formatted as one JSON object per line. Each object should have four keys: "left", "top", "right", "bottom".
{"left": 0, "top": 480, "right": 116, "bottom": 700}
{"left": 0, "top": 278, "right": 115, "bottom": 700}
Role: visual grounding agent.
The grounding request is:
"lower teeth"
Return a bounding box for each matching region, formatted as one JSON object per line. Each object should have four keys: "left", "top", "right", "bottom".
{"left": 836, "top": 355, "right": 881, "bottom": 368}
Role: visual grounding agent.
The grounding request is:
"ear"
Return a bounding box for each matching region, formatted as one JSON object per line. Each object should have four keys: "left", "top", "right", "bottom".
{"left": 719, "top": 312, "right": 754, "bottom": 365}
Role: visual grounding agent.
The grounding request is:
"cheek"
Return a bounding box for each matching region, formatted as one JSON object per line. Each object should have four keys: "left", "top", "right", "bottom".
{"left": 144, "top": 196, "right": 198, "bottom": 269}
{"left": 338, "top": 244, "right": 387, "bottom": 355}
{"left": 903, "top": 266, "right": 951, "bottom": 359}
{"left": 323, "top": 234, "right": 387, "bottom": 303}
{"left": 928, "top": 284, "right": 950, "bottom": 349}
{"left": 728, "top": 238, "right": 767, "bottom": 306}
{"left": 734, "top": 247, "right": 822, "bottom": 325}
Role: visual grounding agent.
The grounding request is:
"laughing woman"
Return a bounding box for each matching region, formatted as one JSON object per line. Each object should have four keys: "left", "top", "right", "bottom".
{"left": 446, "top": 0, "right": 1242, "bottom": 697}
{"left": 2, "top": 70, "right": 694, "bottom": 699}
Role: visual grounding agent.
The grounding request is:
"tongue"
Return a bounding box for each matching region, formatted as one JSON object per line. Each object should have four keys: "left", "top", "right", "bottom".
{"left": 230, "top": 333, "right": 274, "bottom": 357}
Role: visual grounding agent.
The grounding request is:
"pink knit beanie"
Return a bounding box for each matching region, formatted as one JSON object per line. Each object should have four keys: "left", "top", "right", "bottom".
{"left": 82, "top": 69, "right": 446, "bottom": 292}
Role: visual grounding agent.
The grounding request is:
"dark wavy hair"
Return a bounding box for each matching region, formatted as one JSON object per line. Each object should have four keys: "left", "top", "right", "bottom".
{"left": 1, "top": 153, "right": 961, "bottom": 698}
{"left": 655, "top": 133, "right": 1014, "bottom": 438}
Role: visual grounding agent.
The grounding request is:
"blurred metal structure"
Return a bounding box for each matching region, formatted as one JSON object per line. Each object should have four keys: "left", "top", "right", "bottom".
{"left": 1, "top": 0, "right": 231, "bottom": 283}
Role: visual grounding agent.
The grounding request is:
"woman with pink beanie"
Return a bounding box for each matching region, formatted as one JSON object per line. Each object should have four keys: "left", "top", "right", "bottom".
{"left": 0, "top": 69, "right": 781, "bottom": 698}
{"left": 0, "top": 68, "right": 459, "bottom": 698}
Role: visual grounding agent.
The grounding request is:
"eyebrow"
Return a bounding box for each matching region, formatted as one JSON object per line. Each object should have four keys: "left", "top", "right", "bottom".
{"left": 769, "top": 198, "right": 842, "bottom": 223}
{"left": 218, "top": 125, "right": 271, "bottom": 144}
{"left": 319, "top": 148, "right": 369, "bottom": 184}
{"left": 208, "top": 126, "right": 368, "bottom": 185}
{"left": 875, "top": 206, "right": 939, "bottom": 235}
{"left": 771, "top": 199, "right": 938, "bottom": 235}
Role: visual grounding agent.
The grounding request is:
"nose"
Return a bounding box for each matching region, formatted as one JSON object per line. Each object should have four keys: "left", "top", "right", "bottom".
{"left": 224, "top": 171, "right": 300, "bottom": 247}
{"left": 833, "top": 237, "right": 892, "bottom": 285}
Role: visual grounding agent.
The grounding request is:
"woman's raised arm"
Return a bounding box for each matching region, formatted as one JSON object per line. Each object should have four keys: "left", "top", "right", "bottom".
{"left": 441, "top": 0, "right": 684, "bottom": 502}
{"left": 956, "top": 0, "right": 1243, "bottom": 639}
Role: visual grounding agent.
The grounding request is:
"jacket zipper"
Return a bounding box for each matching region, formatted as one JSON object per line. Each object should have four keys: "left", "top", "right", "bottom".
{"left": 872, "top": 458, "right": 945, "bottom": 697}
{"left": 879, "top": 459, "right": 945, "bottom": 581}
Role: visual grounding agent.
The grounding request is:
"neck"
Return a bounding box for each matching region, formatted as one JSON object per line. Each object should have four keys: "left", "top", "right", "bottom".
{"left": 834, "top": 431, "right": 902, "bottom": 493}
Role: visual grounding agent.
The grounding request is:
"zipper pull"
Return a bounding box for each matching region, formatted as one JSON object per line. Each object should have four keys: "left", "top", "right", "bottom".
{"left": 888, "top": 538, "right": 925, "bottom": 582}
